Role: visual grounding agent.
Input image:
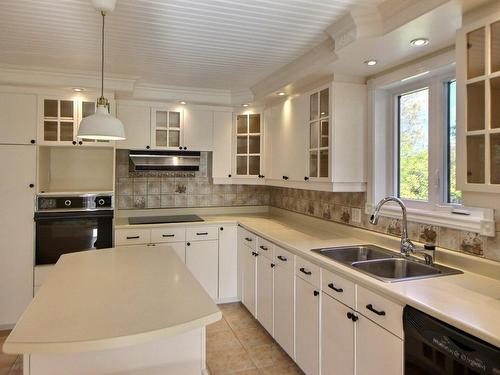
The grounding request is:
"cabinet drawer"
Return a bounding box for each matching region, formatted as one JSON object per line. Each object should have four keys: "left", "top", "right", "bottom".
{"left": 186, "top": 226, "right": 219, "bottom": 241}
{"left": 321, "top": 268, "right": 355, "bottom": 308}
{"left": 274, "top": 246, "right": 294, "bottom": 270}
{"left": 257, "top": 237, "right": 274, "bottom": 260}
{"left": 296, "top": 256, "right": 320, "bottom": 287}
{"left": 115, "top": 229, "right": 151, "bottom": 246}
{"left": 151, "top": 227, "right": 186, "bottom": 243}
{"left": 239, "top": 228, "right": 256, "bottom": 250}
{"left": 356, "top": 285, "right": 403, "bottom": 338}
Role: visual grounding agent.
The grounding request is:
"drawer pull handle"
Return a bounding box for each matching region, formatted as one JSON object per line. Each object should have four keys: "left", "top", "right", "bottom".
{"left": 196, "top": 232, "right": 208, "bottom": 236}
{"left": 328, "top": 283, "right": 343, "bottom": 293}
{"left": 366, "top": 304, "right": 386, "bottom": 316}
{"left": 299, "top": 267, "right": 312, "bottom": 275}
{"left": 126, "top": 236, "right": 140, "bottom": 240}
{"left": 245, "top": 237, "right": 253, "bottom": 242}
{"left": 277, "top": 255, "right": 287, "bottom": 262}
{"left": 252, "top": 252, "right": 259, "bottom": 257}
{"left": 347, "top": 312, "right": 359, "bottom": 322}
{"left": 162, "top": 234, "right": 175, "bottom": 238}
{"left": 259, "top": 245, "right": 268, "bottom": 251}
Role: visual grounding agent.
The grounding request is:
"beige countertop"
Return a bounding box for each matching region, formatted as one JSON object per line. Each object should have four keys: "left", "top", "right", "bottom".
{"left": 116, "top": 209, "right": 500, "bottom": 348}
{"left": 2, "top": 246, "right": 221, "bottom": 355}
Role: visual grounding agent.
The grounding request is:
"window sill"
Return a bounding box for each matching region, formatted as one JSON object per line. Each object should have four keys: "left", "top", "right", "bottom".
{"left": 365, "top": 202, "right": 495, "bottom": 236}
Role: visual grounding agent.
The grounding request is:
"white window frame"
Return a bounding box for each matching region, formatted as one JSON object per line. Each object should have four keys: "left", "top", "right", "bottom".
{"left": 366, "top": 49, "right": 495, "bottom": 236}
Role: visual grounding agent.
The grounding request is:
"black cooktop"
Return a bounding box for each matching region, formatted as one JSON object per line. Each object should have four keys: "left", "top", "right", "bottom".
{"left": 128, "top": 215, "right": 204, "bottom": 225}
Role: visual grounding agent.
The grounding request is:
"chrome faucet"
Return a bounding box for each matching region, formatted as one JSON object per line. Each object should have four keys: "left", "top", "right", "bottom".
{"left": 370, "top": 196, "right": 434, "bottom": 265}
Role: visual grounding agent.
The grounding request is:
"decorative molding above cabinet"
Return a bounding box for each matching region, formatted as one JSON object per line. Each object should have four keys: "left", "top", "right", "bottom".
{"left": 457, "top": 12, "right": 500, "bottom": 194}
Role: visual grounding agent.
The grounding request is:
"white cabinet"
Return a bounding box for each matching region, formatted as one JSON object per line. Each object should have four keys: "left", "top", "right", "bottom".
{"left": 184, "top": 109, "right": 213, "bottom": 150}
{"left": 295, "top": 275, "right": 320, "bottom": 375}
{"left": 185, "top": 239, "right": 219, "bottom": 300}
{"left": 0, "top": 92, "right": 37, "bottom": 145}
{"left": 155, "top": 243, "right": 186, "bottom": 263}
{"left": 151, "top": 107, "right": 183, "bottom": 150}
{"left": 0, "top": 145, "right": 35, "bottom": 326}
{"left": 321, "top": 293, "right": 355, "bottom": 375}
{"left": 241, "top": 244, "right": 257, "bottom": 316}
{"left": 218, "top": 225, "right": 238, "bottom": 301}
{"left": 213, "top": 111, "right": 233, "bottom": 180}
{"left": 273, "top": 247, "right": 295, "bottom": 359}
{"left": 356, "top": 313, "right": 403, "bottom": 375}
{"left": 235, "top": 113, "right": 263, "bottom": 177}
{"left": 256, "top": 254, "right": 273, "bottom": 335}
{"left": 116, "top": 102, "right": 151, "bottom": 149}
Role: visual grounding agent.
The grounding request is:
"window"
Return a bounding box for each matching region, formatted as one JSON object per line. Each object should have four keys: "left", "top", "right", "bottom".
{"left": 393, "top": 75, "right": 461, "bottom": 208}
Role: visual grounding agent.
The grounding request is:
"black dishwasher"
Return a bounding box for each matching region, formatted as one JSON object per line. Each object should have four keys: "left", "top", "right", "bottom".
{"left": 404, "top": 306, "right": 500, "bottom": 375}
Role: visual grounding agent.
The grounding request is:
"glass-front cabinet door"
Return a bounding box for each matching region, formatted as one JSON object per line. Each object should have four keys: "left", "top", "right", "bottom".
{"left": 459, "top": 15, "right": 500, "bottom": 192}
{"left": 236, "top": 113, "right": 262, "bottom": 176}
{"left": 151, "top": 108, "right": 183, "bottom": 149}
{"left": 308, "top": 88, "right": 330, "bottom": 178}
{"left": 41, "top": 99, "right": 77, "bottom": 144}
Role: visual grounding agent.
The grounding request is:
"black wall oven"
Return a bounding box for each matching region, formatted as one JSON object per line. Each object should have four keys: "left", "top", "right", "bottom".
{"left": 35, "top": 193, "right": 114, "bottom": 265}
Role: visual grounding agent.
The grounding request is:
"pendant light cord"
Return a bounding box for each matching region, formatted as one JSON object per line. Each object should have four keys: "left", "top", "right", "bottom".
{"left": 101, "top": 11, "right": 105, "bottom": 100}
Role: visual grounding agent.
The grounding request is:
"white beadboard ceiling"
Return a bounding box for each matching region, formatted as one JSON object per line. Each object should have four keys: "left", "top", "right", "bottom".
{"left": 0, "top": 0, "right": 379, "bottom": 90}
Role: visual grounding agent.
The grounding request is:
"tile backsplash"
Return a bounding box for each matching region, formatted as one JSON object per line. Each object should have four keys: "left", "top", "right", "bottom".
{"left": 115, "top": 150, "right": 270, "bottom": 209}
{"left": 269, "top": 187, "right": 500, "bottom": 263}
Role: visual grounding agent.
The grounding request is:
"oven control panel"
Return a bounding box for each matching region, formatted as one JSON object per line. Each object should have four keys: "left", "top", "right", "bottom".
{"left": 36, "top": 193, "right": 114, "bottom": 211}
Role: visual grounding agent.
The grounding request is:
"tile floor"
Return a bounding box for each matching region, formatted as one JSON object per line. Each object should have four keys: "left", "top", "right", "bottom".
{"left": 0, "top": 303, "right": 302, "bottom": 375}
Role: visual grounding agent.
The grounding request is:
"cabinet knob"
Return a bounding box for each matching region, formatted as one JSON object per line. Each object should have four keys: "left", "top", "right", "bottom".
{"left": 313, "top": 290, "right": 319, "bottom": 297}
{"left": 220, "top": 227, "right": 224, "bottom": 231}
{"left": 282, "top": 176, "right": 289, "bottom": 180}
{"left": 78, "top": 141, "right": 83, "bottom": 145}
{"left": 347, "top": 312, "right": 358, "bottom": 322}
{"left": 146, "top": 145, "right": 150, "bottom": 149}
{"left": 271, "top": 263, "right": 276, "bottom": 268}
{"left": 72, "top": 141, "right": 77, "bottom": 145}
{"left": 187, "top": 242, "right": 191, "bottom": 246}
{"left": 304, "top": 176, "right": 309, "bottom": 181}
{"left": 29, "top": 183, "right": 34, "bottom": 188}
{"left": 179, "top": 146, "right": 182, "bottom": 150}
{"left": 183, "top": 146, "right": 187, "bottom": 150}
{"left": 30, "top": 139, "right": 36, "bottom": 144}
{"left": 228, "top": 174, "right": 232, "bottom": 178}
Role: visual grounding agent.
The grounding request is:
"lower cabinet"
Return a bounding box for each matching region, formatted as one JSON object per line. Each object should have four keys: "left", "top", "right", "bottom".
{"left": 185, "top": 240, "right": 219, "bottom": 300}
{"left": 321, "top": 293, "right": 355, "bottom": 375}
{"left": 356, "top": 313, "right": 403, "bottom": 375}
{"left": 155, "top": 242, "right": 185, "bottom": 263}
{"left": 273, "top": 247, "right": 295, "bottom": 359}
{"left": 295, "top": 276, "right": 320, "bottom": 375}
{"left": 218, "top": 225, "right": 238, "bottom": 301}
{"left": 241, "top": 244, "right": 257, "bottom": 316}
{"left": 256, "top": 254, "right": 273, "bottom": 335}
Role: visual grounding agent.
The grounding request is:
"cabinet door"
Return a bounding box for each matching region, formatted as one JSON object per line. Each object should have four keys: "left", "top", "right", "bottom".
{"left": 213, "top": 111, "right": 233, "bottom": 179}
{"left": 241, "top": 245, "right": 257, "bottom": 316}
{"left": 356, "top": 314, "right": 403, "bottom": 375}
{"left": 155, "top": 242, "right": 185, "bottom": 263}
{"left": 295, "top": 276, "right": 320, "bottom": 375}
{"left": 322, "top": 293, "right": 355, "bottom": 375}
{"left": 116, "top": 103, "right": 151, "bottom": 149}
{"left": 184, "top": 109, "right": 213, "bottom": 150}
{"left": 0, "top": 145, "right": 35, "bottom": 325}
{"left": 257, "top": 255, "right": 273, "bottom": 335}
{"left": 151, "top": 108, "right": 183, "bottom": 149}
{"left": 0, "top": 93, "right": 37, "bottom": 145}
{"left": 218, "top": 225, "right": 238, "bottom": 301}
{"left": 185, "top": 240, "right": 218, "bottom": 300}
{"left": 273, "top": 261, "right": 294, "bottom": 359}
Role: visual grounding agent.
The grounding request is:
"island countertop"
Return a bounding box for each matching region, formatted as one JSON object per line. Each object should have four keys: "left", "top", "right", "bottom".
{"left": 3, "top": 245, "right": 221, "bottom": 355}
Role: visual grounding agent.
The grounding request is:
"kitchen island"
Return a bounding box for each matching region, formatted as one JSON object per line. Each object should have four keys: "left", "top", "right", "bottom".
{"left": 2, "top": 245, "right": 221, "bottom": 375}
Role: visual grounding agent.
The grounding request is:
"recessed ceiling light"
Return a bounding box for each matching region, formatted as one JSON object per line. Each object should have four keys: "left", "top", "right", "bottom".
{"left": 410, "top": 38, "right": 429, "bottom": 47}
{"left": 242, "top": 104, "right": 249, "bottom": 107}
{"left": 364, "top": 60, "right": 377, "bottom": 66}
{"left": 72, "top": 87, "right": 84, "bottom": 92}
{"left": 179, "top": 101, "right": 187, "bottom": 105}
{"left": 277, "top": 92, "right": 286, "bottom": 96}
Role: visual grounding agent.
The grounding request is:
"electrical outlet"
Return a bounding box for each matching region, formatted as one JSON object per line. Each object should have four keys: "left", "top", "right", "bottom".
{"left": 351, "top": 208, "right": 362, "bottom": 223}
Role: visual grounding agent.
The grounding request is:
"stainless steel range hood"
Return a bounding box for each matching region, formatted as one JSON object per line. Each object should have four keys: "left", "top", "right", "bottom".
{"left": 129, "top": 150, "right": 201, "bottom": 171}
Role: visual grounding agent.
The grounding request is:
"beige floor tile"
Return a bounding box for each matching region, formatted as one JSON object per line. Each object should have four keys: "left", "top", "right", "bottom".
{"left": 260, "top": 363, "right": 304, "bottom": 375}
{"left": 207, "top": 329, "right": 243, "bottom": 353}
{"left": 207, "top": 317, "right": 232, "bottom": 334}
{"left": 235, "top": 326, "right": 274, "bottom": 348}
{"left": 207, "top": 346, "right": 257, "bottom": 374}
{"left": 247, "top": 343, "right": 294, "bottom": 369}
{"left": 225, "top": 311, "right": 260, "bottom": 331}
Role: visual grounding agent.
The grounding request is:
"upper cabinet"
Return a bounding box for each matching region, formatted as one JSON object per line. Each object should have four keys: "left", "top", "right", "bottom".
{"left": 183, "top": 109, "right": 214, "bottom": 151}
{"left": 0, "top": 92, "right": 37, "bottom": 145}
{"left": 213, "top": 111, "right": 233, "bottom": 180}
{"left": 116, "top": 102, "right": 151, "bottom": 150}
{"left": 38, "top": 96, "right": 113, "bottom": 147}
{"left": 457, "top": 12, "right": 500, "bottom": 193}
{"left": 265, "top": 81, "right": 367, "bottom": 191}
{"left": 151, "top": 107, "right": 183, "bottom": 149}
{"left": 235, "top": 113, "right": 264, "bottom": 178}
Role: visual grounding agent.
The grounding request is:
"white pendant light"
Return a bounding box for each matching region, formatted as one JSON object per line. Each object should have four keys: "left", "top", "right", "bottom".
{"left": 77, "top": 0, "right": 125, "bottom": 141}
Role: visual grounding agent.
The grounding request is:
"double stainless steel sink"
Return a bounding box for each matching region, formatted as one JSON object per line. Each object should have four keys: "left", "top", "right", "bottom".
{"left": 312, "top": 245, "right": 462, "bottom": 282}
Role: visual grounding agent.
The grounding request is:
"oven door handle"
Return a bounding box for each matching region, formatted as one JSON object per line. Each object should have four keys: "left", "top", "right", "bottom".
{"left": 34, "top": 210, "right": 114, "bottom": 220}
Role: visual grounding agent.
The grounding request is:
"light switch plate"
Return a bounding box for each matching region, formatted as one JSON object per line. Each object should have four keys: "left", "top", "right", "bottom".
{"left": 351, "top": 208, "right": 362, "bottom": 223}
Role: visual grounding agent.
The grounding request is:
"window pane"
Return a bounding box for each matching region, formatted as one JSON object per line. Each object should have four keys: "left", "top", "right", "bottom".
{"left": 320, "top": 120, "right": 329, "bottom": 147}
{"left": 168, "top": 130, "right": 180, "bottom": 147}
{"left": 44, "top": 100, "right": 58, "bottom": 118}
{"left": 44, "top": 121, "right": 57, "bottom": 141}
{"left": 319, "top": 150, "right": 328, "bottom": 177}
{"left": 492, "top": 21, "right": 500, "bottom": 73}
{"left": 310, "top": 93, "right": 318, "bottom": 121}
{"left": 447, "top": 81, "right": 462, "bottom": 204}
{"left": 491, "top": 77, "right": 500, "bottom": 129}
{"left": 320, "top": 88, "right": 329, "bottom": 117}
{"left": 249, "top": 135, "right": 260, "bottom": 154}
{"left": 237, "top": 156, "right": 247, "bottom": 175}
{"left": 467, "top": 27, "right": 485, "bottom": 79}
{"left": 249, "top": 114, "right": 260, "bottom": 133}
{"left": 237, "top": 115, "right": 247, "bottom": 134}
{"left": 398, "top": 88, "right": 429, "bottom": 201}
{"left": 467, "top": 81, "right": 485, "bottom": 131}
{"left": 309, "top": 151, "right": 318, "bottom": 177}
{"left": 249, "top": 156, "right": 260, "bottom": 175}
{"left": 60, "top": 100, "right": 74, "bottom": 118}
{"left": 467, "top": 135, "right": 485, "bottom": 183}
{"left": 156, "top": 130, "right": 167, "bottom": 146}
{"left": 156, "top": 111, "right": 167, "bottom": 128}
{"left": 490, "top": 133, "right": 500, "bottom": 184}
{"left": 60, "top": 122, "right": 74, "bottom": 141}
{"left": 237, "top": 136, "right": 247, "bottom": 154}
{"left": 169, "top": 112, "right": 180, "bottom": 128}
{"left": 310, "top": 121, "right": 318, "bottom": 149}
